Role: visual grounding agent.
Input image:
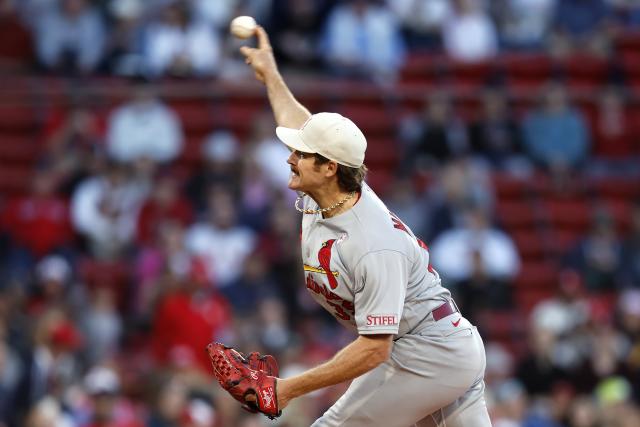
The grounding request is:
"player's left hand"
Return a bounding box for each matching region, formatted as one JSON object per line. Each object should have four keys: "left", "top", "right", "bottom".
{"left": 206, "top": 342, "right": 282, "bottom": 419}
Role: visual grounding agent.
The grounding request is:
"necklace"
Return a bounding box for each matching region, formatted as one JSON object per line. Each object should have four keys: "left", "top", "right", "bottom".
{"left": 295, "top": 191, "right": 356, "bottom": 215}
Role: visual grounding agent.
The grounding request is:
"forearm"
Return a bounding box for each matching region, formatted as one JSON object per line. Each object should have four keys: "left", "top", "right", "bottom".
{"left": 263, "top": 70, "right": 311, "bottom": 128}
{"left": 279, "top": 334, "right": 392, "bottom": 401}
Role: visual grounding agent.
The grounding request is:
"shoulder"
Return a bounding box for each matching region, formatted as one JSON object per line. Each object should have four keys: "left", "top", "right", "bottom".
{"left": 339, "top": 186, "right": 416, "bottom": 261}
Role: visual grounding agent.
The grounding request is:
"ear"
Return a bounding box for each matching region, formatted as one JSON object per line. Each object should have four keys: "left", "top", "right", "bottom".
{"left": 323, "top": 161, "right": 339, "bottom": 178}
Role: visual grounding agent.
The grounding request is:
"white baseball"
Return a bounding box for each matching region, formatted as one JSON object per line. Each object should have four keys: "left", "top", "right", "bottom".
{"left": 230, "top": 16, "right": 257, "bottom": 39}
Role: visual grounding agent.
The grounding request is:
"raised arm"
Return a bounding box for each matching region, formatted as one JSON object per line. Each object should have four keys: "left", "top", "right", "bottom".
{"left": 240, "top": 26, "right": 311, "bottom": 129}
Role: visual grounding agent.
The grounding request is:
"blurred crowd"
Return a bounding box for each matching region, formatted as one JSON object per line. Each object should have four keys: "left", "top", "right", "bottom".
{"left": 0, "top": 0, "right": 639, "bottom": 427}
{"left": 1, "top": 0, "right": 640, "bottom": 81}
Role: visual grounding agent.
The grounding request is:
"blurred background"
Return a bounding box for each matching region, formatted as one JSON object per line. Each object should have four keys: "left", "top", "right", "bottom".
{"left": 0, "top": 0, "right": 639, "bottom": 426}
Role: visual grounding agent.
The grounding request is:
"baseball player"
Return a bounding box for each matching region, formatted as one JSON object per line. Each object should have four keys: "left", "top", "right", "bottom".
{"left": 227, "top": 26, "right": 492, "bottom": 427}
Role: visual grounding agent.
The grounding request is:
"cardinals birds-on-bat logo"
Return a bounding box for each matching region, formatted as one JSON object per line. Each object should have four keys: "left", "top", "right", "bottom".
{"left": 303, "top": 239, "right": 340, "bottom": 289}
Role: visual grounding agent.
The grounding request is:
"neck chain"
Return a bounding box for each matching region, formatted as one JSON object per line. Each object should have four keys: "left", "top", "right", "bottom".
{"left": 295, "top": 192, "right": 356, "bottom": 215}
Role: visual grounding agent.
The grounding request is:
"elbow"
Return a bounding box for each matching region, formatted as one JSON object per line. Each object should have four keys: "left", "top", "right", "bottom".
{"left": 363, "top": 340, "right": 393, "bottom": 371}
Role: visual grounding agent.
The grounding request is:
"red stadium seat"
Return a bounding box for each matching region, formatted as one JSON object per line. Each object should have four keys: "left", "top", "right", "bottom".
{"left": 496, "top": 200, "right": 538, "bottom": 230}
{"left": 511, "top": 230, "right": 548, "bottom": 261}
{"left": 514, "top": 261, "right": 558, "bottom": 289}
{"left": 0, "top": 135, "right": 38, "bottom": 164}
{"left": 365, "top": 138, "right": 400, "bottom": 170}
{"left": 492, "top": 173, "right": 531, "bottom": 199}
{"left": 541, "top": 199, "right": 591, "bottom": 232}
{"left": 0, "top": 165, "right": 32, "bottom": 195}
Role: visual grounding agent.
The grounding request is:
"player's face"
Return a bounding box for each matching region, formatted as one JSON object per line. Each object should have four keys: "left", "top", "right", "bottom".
{"left": 287, "top": 150, "right": 326, "bottom": 192}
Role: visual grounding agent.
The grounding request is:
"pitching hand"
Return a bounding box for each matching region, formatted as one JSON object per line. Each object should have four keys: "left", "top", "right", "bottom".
{"left": 239, "top": 26, "right": 278, "bottom": 84}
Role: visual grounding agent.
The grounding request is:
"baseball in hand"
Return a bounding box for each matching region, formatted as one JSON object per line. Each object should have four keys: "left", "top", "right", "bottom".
{"left": 230, "top": 16, "right": 257, "bottom": 39}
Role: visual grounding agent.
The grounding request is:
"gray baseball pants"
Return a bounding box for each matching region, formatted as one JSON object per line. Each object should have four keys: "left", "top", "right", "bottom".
{"left": 311, "top": 316, "right": 492, "bottom": 427}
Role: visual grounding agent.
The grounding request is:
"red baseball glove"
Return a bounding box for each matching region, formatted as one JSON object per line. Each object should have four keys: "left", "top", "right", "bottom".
{"left": 206, "top": 342, "right": 281, "bottom": 419}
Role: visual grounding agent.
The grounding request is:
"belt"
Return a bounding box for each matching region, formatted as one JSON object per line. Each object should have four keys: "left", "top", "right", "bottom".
{"left": 431, "top": 300, "right": 459, "bottom": 321}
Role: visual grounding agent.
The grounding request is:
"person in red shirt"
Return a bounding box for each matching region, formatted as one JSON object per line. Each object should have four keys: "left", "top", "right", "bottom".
{"left": 136, "top": 173, "right": 192, "bottom": 246}
{"left": 1, "top": 169, "right": 73, "bottom": 286}
{"left": 151, "top": 257, "right": 232, "bottom": 372}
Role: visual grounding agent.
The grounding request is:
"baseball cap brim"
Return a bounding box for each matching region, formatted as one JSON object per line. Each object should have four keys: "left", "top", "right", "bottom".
{"left": 275, "top": 126, "right": 316, "bottom": 154}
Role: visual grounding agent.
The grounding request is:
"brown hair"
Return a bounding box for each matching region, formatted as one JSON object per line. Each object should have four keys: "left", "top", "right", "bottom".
{"left": 313, "top": 154, "right": 367, "bottom": 192}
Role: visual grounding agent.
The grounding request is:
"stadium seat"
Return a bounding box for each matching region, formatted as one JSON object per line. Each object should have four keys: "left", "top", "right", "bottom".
{"left": 492, "top": 173, "right": 531, "bottom": 199}
{"left": 365, "top": 138, "right": 400, "bottom": 170}
{"left": 0, "top": 135, "right": 38, "bottom": 164}
{"left": 514, "top": 261, "right": 558, "bottom": 290}
{"left": 541, "top": 199, "right": 591, "bottom": 232}
{"left": 0, "top": 165, "right": 32, "bottom": 195}
{"left": 0, "top": 107, "right": 38, "bottom": 133}
{"left": 496, "top": 200, "right": 538, "bottom": 230}
{"left": 511, "top": 230, "right": 548, "bottom": 261}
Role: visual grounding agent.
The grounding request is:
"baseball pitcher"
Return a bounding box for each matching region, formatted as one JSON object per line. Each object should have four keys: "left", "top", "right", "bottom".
{"left": 206, "top": 26, "right": 493, "bottom": 427}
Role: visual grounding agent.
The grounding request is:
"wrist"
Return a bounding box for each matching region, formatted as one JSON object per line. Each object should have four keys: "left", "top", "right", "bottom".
{"left": 276, "top": 377, "right": 293, "bottom": 407}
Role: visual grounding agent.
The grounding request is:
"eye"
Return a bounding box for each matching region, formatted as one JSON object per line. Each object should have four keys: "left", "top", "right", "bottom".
{"left": 295, "top": 150, "right": 305, "bottom": 159}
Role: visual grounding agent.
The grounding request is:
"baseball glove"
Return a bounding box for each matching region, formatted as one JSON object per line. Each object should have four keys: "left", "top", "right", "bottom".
{"left": 206, "top": 342, "right": 281, "bottom": 419}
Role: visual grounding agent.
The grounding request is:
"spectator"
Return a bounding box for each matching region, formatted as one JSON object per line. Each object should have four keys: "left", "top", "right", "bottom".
{"left": 491, "top": 379, "right": 531, "bottom": 427}
{"left": 143, "top": 0, "right": 221, "bottom": 77}
{"left": 27, "top": 255, "right": 74, "bottom": 316}
{"left": 79, "top": 287, "right": 123, "bottom": 366}
{"left": 0, "top": 0, "right": 33, "bottom": 69}
{"left": 550, "top": 0, "right": 612, "bottom": 57}
{"left": 386, "top": 0, "right": 451, "bottom": 50}
{"left": 566, "top": 396, "right": 601, "bottom": 427}
{"left": 609, "top": 0, "right": 640, "bottom": 28}
{"left": 495, "top": 0, "right": 557, "bottom": 50}
{"left": 136, "top": 173, "right": 193, "bottom": 246}
{"left": 41, "top": 96, "right": 105, "bottom": 195}
{"left": 15, "top": 309, "right": 83, "bottom": 421}
{"left": 185, "top": 186, "right": 256, "bottom": 288}
{"left": 224, "top": 252, "right": 279, "bottom": 315}
{"left": 79, "top": 366, "right": 143, "bottom": 427}
{"left": 191, "top": 0, "right": 239, "bottom": 29}
{"left": 516, "top": 326, "right": 572, "bottom": 395}
{"left": 430, "top": 203, "right": 520, "bottom": 286}
{"left": 186, "top": 130, "right": 242, "bottom": 213}
{"left": 567, "top": 208, "right": 623, "bottom": 292}
{"left": 442, "top": 0, "right": 498, "bottom": 62}
{"left": 425, "top": 158, "right": 494, "bottom": 240}
{"left": 106, "top": 78, "right": 184, "bottom": 165}
{"left": 621, "top": 199, "right": 640, "bottom": 289}
{"left": 590, "top": 86, "right": 637, "bottom": 169}
{"left": 322, "top": 0, "right": 406, "bottom": 83}
{"left": 521, "top": 82, "right": 590, "bottom": 171}
{"left": 28, "top": 0, "right": 106, "bottom": 74}
{"left": 398, "top": 91, "right": 469, "bottom": 171}
{"left": 0, "top": 337, "right": 22, "bottom": 424}
{"left": 383, "top": 177, "right": 430, "bottom": 240}
{"left": 247, "top": 112, "right": 292, "bottom": 191}
{"left": 150, "top": 266, "right": 232, "bottom": 372}
{"left": 1, "top": 169, "right": 73, "bottom": 286}
{"left": 102, "top": 0, "right": 146, "bottom": 75}
{"left": 268, "top": 0, "right": 330, "bottom": 71}
{"left": 469, "top": 87, "right": 531, "bottom": 173}
{"left": 530, "top": 270, "right": 590, "bottom": 337}
{"left": 71, "top": 162, "right": 148, "bottom": 259}
{"left": 134, "top": 221, "right": 193, "bottom": 318}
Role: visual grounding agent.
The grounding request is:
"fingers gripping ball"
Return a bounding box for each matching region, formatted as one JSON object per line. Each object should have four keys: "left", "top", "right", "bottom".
{"left": 230, "top": 16, "right": 257, "bottom": 39}
{"left": 206, "top": 342, "right": 281, "bottom": 419}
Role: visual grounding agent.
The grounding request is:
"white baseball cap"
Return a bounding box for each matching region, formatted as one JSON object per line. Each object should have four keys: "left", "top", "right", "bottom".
{"left": 275, "top": 112, "right": 367, "bottom": 168}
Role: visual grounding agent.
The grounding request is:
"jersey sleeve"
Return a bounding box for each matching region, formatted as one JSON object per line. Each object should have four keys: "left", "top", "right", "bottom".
{"left": 353, "top": 250, "right": 408, "bottom": 335}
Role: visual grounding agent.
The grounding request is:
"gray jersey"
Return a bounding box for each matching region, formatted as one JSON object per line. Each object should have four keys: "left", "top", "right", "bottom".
{"left": 300, "top": 184, "right": 451, "bottom": 337}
